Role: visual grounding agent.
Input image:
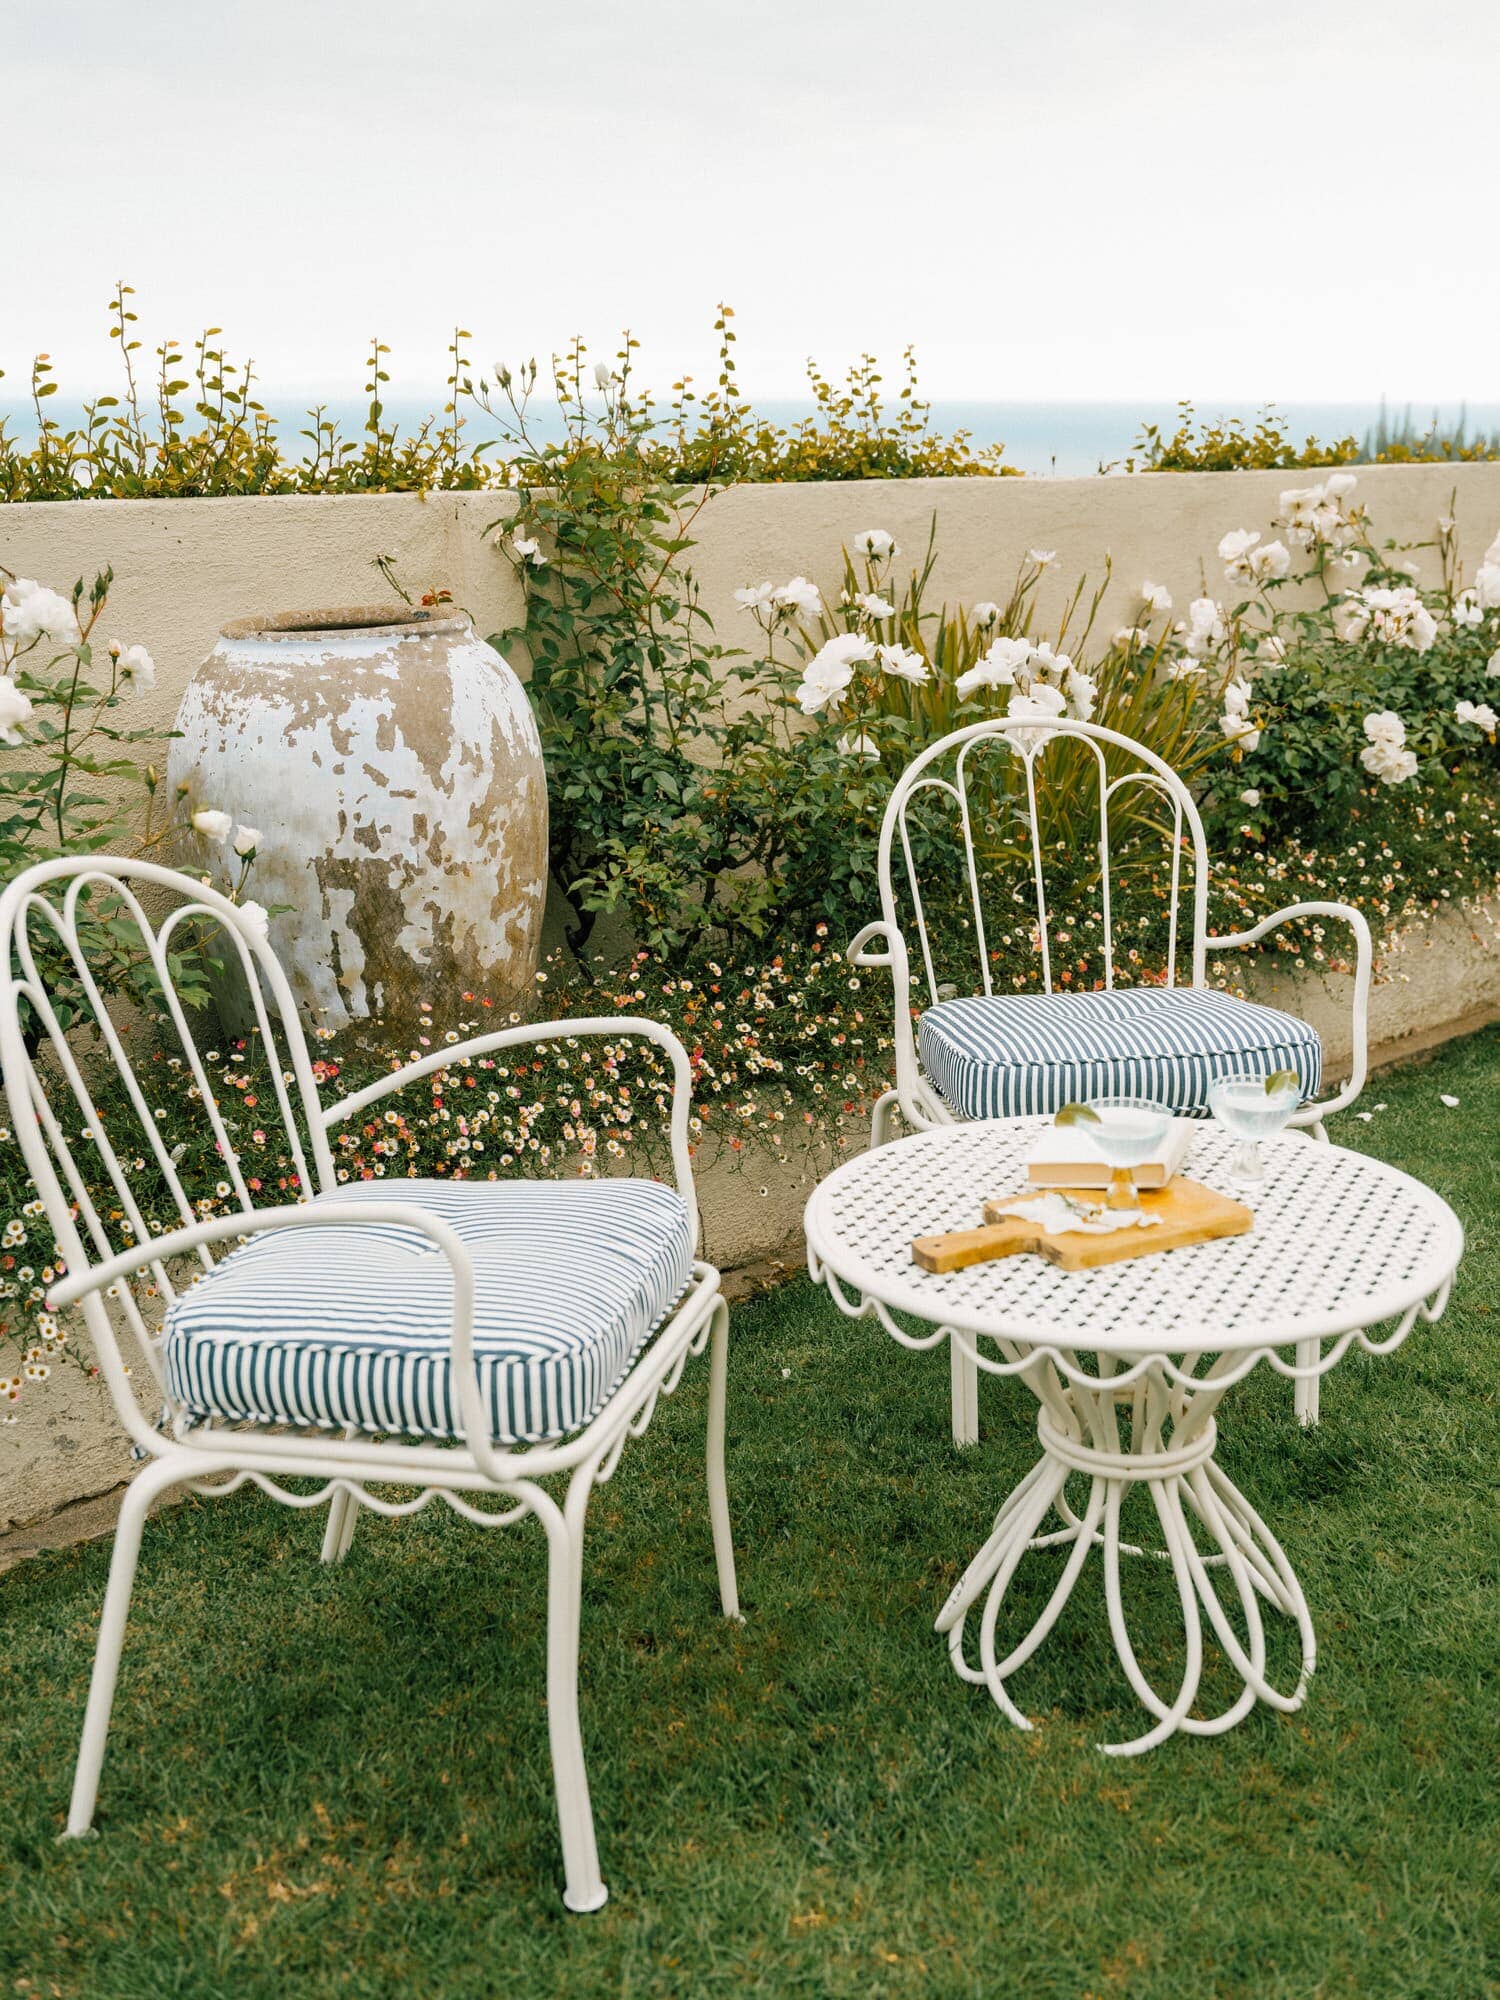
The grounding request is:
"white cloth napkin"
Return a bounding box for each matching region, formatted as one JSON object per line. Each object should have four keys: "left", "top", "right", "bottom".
{"left": 991, "top": 1191, "right": 1162, "bottom": 1237}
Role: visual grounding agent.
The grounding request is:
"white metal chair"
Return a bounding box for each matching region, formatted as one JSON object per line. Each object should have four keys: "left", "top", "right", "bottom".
{"left": 848, "top": 718, "right": 1372, "bottom": 1434}
{"left": 0, "top": 856, "right": 740, "bottom": 1914}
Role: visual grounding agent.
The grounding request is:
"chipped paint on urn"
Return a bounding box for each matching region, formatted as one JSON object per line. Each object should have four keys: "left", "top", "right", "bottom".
{"left": 167, "top": 605, "right": 548, "bottom": 1029}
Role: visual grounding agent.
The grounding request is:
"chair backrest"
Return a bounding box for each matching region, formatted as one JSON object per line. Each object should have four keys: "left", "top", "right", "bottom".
{"left": 876, "top": 717, "right": 1211, "bottom": 1006}
{"left": 0, "top": 856, "right": 332, "bottom": 1430}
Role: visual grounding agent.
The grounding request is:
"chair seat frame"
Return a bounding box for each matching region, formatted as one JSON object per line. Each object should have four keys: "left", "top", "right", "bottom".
{"left": 1, "top": 856, "right": 739, "bottom": 1914}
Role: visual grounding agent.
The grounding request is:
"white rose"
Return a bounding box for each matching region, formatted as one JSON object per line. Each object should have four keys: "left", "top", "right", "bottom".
{"left": 236, "top": 900, "right": 271, "bottom": 944}
{"left": 1324, "top": 472, "right": 1358, "bottom": 499}
{"left": 1474, "top": 562, "right": 1500, "bottom": 610}
{"left": 1028, "top": 641, "right": 1072, "bottom": 681}
{"left": 593, "top": 361, "right": 614, "bottom": 390}
{"left": 1113, "top": 627, "right": 1150, "bottom": 649}
{"left": 1219, "top": 528, "right": 1261, "bottom": 583}
{"left": 853, "top": 591, "right": 895, "bottom": 621}
{"left": 1006, "top": 680, "right": 1070, "bottom": 752}
{"left": 1141, "top": 581, "right": 1173, "bottom": 613}
{"left": 117, "top": 643, "right": 156, "bottom": 690}
{"left": 1453, "top": 590, "right": 1484, "bottom": 629}
{"left": 0, "top": 676, "right": 34, "bottom": 745}
{"left": 875, "top": 642, "right": 929, "bottom": 684}
{"left": 971, "top": 601, "right": 1001, "bottom": 628}
{"left": 232, "top": 824, "right": 263, "bottom": 857}
{"left": 1240, "top": 788, "right": 1261, "bottom": 807}
{"left": 1008, "top": 682, "right": 1067, "bottom": 721}
{"left": 1250, "top": 539, "right": 1291, "bottom": 583}
{"left": 192, "top": 808, "right": 233, "bottom": 841}
{"left": 852, "top": 529, "right": 896, "bottom": 561}
{"left": 836, "top": 730, "right": 881, "bottom": 761}
{"left": 1363, "top": 710, "right": 1407, "bottom": 749}
{"left": 773, "top": 576, "right": 822, "bottom": 619}
{"left": 1221, "top": 675, "right": 1252, "bottom": 718}
{"left": 1487, "top": 648, "right": 1500, "bottom": 677}
{"left": 1182, "top": 597, "right": 1226, "bottom": 657}
{"left": 955, "top": 634, "right": 1030, "bottom": 699}
{"left": 1455, "top": 699, "right": 1499, "bottom": 733}
{"left": 1407, "top": 604, "right": 1439, "bottom": 653}
{"left": 1332, "top": 596, "right": 1371, "bottom": 643}
{"left": 795, "top": 632, "right": 873, "bottom": 715}
{"left": 1, "top": 579, "right": 81, "bottom": 648}
{"left": 734, "top": 582, "right": 777, "bottom": 612}
{"left": 1064, "top": 667, "right": 1097, "bottom": 721}
{"left": 512, "top": 531, "right": 548, "bottom": 567}
{"left": 1027, "top": 548, "right": 1057, "bottom": 567}
{"left": 1360, "top": 739, "right": 1419, "bottom": 785}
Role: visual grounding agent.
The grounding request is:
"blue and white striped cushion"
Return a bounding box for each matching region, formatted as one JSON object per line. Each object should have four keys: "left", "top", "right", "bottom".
{"left": 163, "top": 1177, "right": 695, "bottom": 1446}
{"left": 918, "top": 986, "right": 1322, "bottom": 1121}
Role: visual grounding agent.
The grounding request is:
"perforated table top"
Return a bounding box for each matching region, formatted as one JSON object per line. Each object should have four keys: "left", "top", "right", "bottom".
{"left": 804, "top": 1121, "right": 1463, "bottom": 1355}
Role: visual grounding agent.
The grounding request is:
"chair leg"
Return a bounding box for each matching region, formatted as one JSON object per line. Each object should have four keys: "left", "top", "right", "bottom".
{"left": 61, "top": 1455, "right": 185, "bottom": 1840}
{"left": 320, "top": 1485, "right": 355, "bottom": 1563}
{"left": 320, "top": 1441, "right": 364, "bottom": 1563}
{"left": 544, "top": 1492, "right": 608, "bottom": 1914}
{"left": 950, "top": 1336, "right": 980, "bottom": 1447}
{"left": 705, "top": 1297, "right": 741, "bottom": 1621}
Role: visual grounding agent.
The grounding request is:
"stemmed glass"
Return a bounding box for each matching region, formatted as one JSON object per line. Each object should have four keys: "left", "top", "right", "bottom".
{"left": 1207, "top": 1066, "right": 1303, "bottom": 1187}
{"left": 1058, "top": 1095, "right": 1175, "bottom": 1213}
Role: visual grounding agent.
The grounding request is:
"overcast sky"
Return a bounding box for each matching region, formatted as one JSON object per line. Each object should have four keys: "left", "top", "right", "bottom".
{"left": 7, "top": 0, "right": 1496, "bottom": 404}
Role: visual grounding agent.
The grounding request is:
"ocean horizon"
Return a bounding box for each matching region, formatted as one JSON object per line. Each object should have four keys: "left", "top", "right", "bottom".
{"left": 5, "top": 397, "right": 1500, "bottom": 480}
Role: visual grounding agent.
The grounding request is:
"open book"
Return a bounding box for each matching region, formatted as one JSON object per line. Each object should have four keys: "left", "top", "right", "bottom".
{"left": 1026, "top": 1116, "right": 1196, "bottom": 1191}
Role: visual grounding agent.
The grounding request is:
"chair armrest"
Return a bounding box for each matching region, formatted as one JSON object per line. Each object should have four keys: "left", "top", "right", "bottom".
{"left": 846, "top": 921, "right": 923, "bottom": 1113}
{"left": 1204, "top": 899, "right": 1373, "bottom": 1118}
{"left": 46, "top": 1201, "right": 472, "bottom": 1315}
{"left": 317, "top": 1014, "right": 701, "bottom": 1243}
{"left": 847, "top": 920, "right": 901, "bottom": 969}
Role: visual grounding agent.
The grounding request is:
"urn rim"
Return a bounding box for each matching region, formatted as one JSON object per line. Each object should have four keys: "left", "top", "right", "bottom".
{"left": 217, "top": 604, "right": 471, "bottom": 643}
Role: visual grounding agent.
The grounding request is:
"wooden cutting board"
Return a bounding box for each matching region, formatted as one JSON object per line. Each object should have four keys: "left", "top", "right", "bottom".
{"left": 911, "top": 1176, "right": 1253, "bottom": 1275}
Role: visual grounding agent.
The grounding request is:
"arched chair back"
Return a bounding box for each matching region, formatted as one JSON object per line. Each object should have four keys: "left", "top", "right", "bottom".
{"left": 875, "top": 716, "right": 1212, "bottom": 1006}
{"left": 0, "top": 856, "right": 329, "bottom": 1445}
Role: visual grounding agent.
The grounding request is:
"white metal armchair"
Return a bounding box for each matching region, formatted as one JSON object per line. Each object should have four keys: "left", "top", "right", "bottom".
{"left": 0, "top": 856, "right": 739, "bottom": 1914}
{"left": 850, "top": 717, "right": 1373, "bottom": 1433}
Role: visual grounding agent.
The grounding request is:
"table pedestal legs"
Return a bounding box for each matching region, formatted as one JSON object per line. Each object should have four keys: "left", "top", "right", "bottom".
{"left": 935, "top": 1378, "right": 1316, "bottom": 1754}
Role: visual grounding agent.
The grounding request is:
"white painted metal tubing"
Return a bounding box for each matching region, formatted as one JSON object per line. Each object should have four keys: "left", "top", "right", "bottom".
{"left": 61, "top": 1454, "right": 204, "bottom": 1838}
{"left": 1, "top": 856, "right": 742, "bottom": 1911}
{"left": 1206, "top": 898, "right": 1374, "bottom": 1126}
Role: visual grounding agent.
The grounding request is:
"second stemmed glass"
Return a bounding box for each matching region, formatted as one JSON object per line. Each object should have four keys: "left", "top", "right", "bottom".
{"left": 1207, "top": 1067, "right": 1303, "bottom": 1187}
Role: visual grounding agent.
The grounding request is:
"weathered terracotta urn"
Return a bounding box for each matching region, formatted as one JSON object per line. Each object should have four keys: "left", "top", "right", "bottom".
{"left": 168, "top": 606, "right": 548, "bottom": 1030}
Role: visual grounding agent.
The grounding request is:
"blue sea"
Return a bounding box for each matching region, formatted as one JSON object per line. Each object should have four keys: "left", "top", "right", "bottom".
{"left": 6, "top": 397, "right": 1500, "bottom": 479}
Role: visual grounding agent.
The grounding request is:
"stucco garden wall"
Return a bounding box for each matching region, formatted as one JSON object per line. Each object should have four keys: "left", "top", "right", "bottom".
{"left": 6, "top": 463, "right": 1500, "bottom": 787}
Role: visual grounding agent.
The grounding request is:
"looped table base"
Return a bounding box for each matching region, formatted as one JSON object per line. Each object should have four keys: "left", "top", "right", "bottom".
{"left": 935, "top": 1405, "right": 1317, "bottom": 1756}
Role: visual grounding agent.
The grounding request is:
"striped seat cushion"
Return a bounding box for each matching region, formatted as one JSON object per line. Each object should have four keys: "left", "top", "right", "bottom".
{"left": 918, "top": 986, "right": 1321, "bottom": 1121}
{"left": 163, "top": 1177, "right": 695, "bottom": 1446}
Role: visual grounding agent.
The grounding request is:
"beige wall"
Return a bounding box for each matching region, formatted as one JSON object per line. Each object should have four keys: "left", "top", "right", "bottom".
{"left": 5, "top": 463, "right": 1500, "bottom": 792}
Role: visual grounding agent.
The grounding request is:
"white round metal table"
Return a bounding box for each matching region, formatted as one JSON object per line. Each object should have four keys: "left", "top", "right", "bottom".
{"left": 804, "top": 1121, "right": 1463, "bottom": 1754}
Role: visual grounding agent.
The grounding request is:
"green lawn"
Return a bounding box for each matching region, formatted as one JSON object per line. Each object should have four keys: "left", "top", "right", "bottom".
{"left": 1, "top": 1029, "right": 1496, "bottom": 2000}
